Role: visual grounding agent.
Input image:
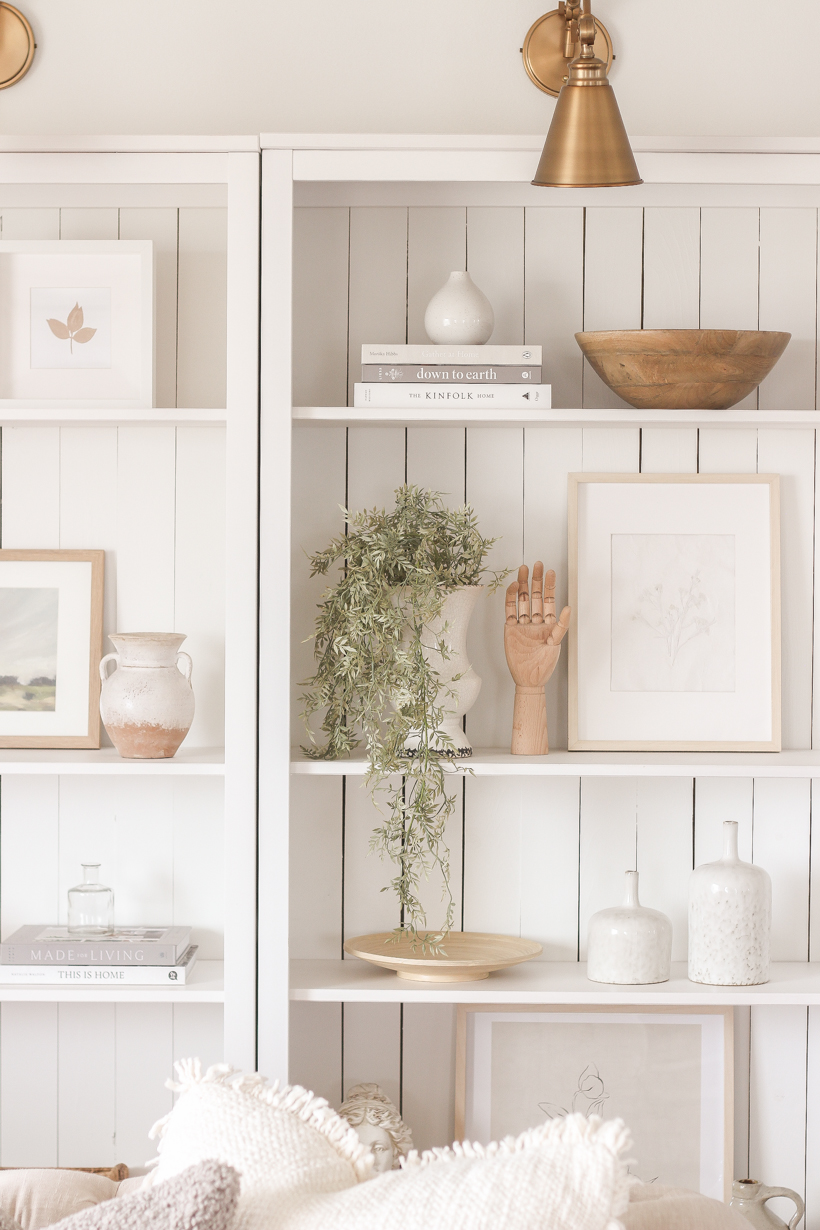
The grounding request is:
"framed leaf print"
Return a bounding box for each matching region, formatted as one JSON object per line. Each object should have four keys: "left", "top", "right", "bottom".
{"left": 0, "top": 550, "right": 105, "bottom": 748}
{"left": 0, "top": 240, "right": 153, "bottom": 407}
{"left": 568, "top": 473, "right": 781, "bottom": 751}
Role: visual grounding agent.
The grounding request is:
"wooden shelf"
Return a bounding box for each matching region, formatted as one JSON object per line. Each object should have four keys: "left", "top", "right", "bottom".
{"left": 0, "top": 408, "right": 226, "bottom": 425}
{"left": 0, "top": 747, "right": 225, "bottom": 775}
{"left": 294, "top": 406, "right": 820, "bottom": 429}
{"left": 292, "top": 747, "right": 820, "bottom": 778}
{"left": 0, "top": 960, "right": 224, "bottom": 1003}
{"left": 291, "top": 959, "right": 820, "bottom": 1005}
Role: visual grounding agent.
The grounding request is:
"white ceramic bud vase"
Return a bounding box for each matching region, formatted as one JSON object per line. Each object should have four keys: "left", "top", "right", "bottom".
{"left": 100, "top": 633, "right": 195, "bottom": 760}
{"left": 403, "top": 586, "right": 482, "bottom": 757}
{"left": 688, "top": 820, "right": 771, "bottom": 986}
{"left": 424, "top": 271, "right": 494, "bottom": 345}
{"left": 587, "top": 871, "right": 672, "bottom": 984}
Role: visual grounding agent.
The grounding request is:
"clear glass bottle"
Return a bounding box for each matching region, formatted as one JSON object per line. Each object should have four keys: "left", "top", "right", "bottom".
{"left": 67, "top": 864, "right": 114, "bottom": 934}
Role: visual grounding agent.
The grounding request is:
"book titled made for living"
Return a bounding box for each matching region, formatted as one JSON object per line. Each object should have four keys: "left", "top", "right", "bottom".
{"left": 1, "top": 925, "right": 192, "bottom": 966}
{"left": 0, "top": 946, "right": 198, "bottom": 985}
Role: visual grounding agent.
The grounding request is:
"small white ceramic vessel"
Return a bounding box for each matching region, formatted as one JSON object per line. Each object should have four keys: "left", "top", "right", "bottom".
{"left": 100, "top": 632, "right": 195, "bottom": 759}
{"left": 688, "top": 820, "right": 771, "bottom": 986}
{"left": 731, "top": 1179, "right": 805, "bottom": 1230}
{"left": 403, "top": 586, "right": 482, "bottom": 757}
{"left": 587, "top": 870, "right": 672, "bottom": 984}
{"left": 424, "top": 271, "right": 494, "bottom": 345}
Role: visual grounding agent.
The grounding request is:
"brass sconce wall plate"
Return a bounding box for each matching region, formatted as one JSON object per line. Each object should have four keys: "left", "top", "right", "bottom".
{"left": 523, "top": 8, "right": 612, "bottom": 96}
{"left": 0, "top": 2, "right": 34, "bottom": 90}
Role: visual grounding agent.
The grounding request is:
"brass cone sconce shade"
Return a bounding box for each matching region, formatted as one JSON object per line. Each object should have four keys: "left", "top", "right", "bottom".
{"left": 531, "top": 7, "right": 641, "bottom": 188}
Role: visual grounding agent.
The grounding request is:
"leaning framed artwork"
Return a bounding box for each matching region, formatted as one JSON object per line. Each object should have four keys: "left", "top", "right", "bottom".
{"left": 568, "top": 473, "right": 781, "bottom": 751}
{"left": 0, "top": 240, "right": 154, "bottom": 407}
{"left": 455, "top": 1004, "right": 733, "bottom": 1201}
{"left": 0, "top": 550, "right": 105, "bottom": 748}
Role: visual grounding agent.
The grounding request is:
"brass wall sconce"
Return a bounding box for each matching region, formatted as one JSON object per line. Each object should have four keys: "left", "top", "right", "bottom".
{"left": 523, "top": 1, "right": 641, "bottom": 189}
{"left": 0, "top": 2, "right": 34, "bottom": 90}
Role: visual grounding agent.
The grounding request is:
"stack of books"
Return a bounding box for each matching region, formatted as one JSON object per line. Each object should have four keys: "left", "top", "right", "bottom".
{"left": 354, "top": 343, "right": 550, "bottom": 408}
{"left": 0, "top": 925, "right": 197, "bottom": 985}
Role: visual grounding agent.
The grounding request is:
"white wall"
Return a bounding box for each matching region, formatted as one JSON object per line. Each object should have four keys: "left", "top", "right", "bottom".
{"left": 3, "top": 0, "right": 819, "bottom": 138}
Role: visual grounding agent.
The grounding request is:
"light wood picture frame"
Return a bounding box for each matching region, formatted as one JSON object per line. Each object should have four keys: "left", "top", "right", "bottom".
{"left": 0, "top": 550, "right": 105, "bottom": 748}
{"left": 568, "top": 473, "right": 781, "bottom": 751}
{"left": 455, "top": 1003, "right": 734, "bottom": 1201}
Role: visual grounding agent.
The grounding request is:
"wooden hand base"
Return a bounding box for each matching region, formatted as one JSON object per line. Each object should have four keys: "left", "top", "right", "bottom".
{"left": 511, "top": 686, "right": 548, "bottom": 755}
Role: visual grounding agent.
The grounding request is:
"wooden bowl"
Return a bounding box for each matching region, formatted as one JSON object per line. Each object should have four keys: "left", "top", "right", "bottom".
{"left": 575, "top": 329, "right": 791, "bottom": 410}
{"left": 344, "top": 931, "right": 542, "bottom": 982}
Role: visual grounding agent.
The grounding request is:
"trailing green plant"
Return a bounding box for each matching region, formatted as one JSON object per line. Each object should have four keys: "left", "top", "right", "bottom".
{"left": 301, "top": 485, "right": 506, "bottom": 945}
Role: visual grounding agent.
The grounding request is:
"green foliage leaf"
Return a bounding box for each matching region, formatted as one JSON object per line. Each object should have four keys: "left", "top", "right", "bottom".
{"left": 300, "top": 485, "right": 508, "bottom": 944}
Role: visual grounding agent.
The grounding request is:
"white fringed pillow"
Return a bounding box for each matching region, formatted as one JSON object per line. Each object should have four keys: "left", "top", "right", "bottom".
{"left": 149, "top": 1060, "right": 632, "bottom": 1230}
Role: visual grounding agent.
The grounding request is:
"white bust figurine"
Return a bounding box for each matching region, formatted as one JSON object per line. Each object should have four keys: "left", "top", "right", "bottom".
{"left": 338, "top": 1083, "right": 413, "bottom": 1175}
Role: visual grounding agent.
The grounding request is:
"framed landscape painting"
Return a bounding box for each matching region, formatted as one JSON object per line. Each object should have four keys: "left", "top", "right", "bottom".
{"left": 0, "top": 551, "right": 104, "bottom": 748}
{"left": 0, "top": 240, "right": 154, "bottom": 407}
{"left": 456, "top": 1004, "right": 733, "bottom": 1201}
{"left": 568, "top": 473, "right": 781, "bottom": 751}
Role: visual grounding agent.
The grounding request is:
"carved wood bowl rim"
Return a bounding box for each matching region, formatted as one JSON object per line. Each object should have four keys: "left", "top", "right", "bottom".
{"left": 344, "top": 931, "right": 543, "bottom": 981}
{"left": 574, "top": 328, "right": 792, "bottom": 410}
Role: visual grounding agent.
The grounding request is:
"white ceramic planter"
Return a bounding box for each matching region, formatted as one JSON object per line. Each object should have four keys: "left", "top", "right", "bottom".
{"left": 424, "top": 271, "right": 494, "bottom": 345}
{"left": 403, "top": 586, "right": 482, "bottom": 757}
{"left": 587, "top": 870, "right": 672, "bottom": 984}
{"left": 688, "top": 820, "right": 771, "bottom": 986}
{"left": 100, "top": 632, "right": 195, "bottom": 759}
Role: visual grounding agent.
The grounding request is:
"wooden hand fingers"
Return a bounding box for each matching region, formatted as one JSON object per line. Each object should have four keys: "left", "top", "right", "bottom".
{"left": 517, "top": 563, "right": 531, "bottom": 622}
{"left": 531, "top": 561, "right": 545, "bottom": 623}
{"left": 505, "top": 580, "right": 519, "bottom": 624}
{"left": 548, "top": 606, "right": 571, "bottom": 646}
{"left": 543, "top": 568, "right": 556, "bottom": 624}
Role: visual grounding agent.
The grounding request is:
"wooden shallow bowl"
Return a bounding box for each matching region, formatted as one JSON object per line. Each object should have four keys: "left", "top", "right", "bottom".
{"left": 344, "top": 931, "right": 542, "bottom": 982}
{"left": 575, "top": 329, "right": 791, "bottom": 410}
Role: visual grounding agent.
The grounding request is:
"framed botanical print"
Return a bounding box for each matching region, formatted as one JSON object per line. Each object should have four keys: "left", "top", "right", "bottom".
{"left": 456, "top": 1004, "right": 733, "bottom": 1200}
{"left": 568, "top": 473, "right": 781, "bottom": 751}
{"left": 0, "top": 550, "right": 105, "bottom": 748}
{"left": 0, "top": 240, "right": 154, "bottom": 407}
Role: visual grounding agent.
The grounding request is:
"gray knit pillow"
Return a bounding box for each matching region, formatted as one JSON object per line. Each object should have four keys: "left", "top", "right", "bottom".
{"left": 45, "top": 1162, "right": 239, "bottom": 1230}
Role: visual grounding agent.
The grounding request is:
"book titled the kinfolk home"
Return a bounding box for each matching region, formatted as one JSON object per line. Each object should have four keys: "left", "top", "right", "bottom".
{"left": 0, "top": 925, "right": 192, "bottom": 966}
{"left": 354, "top": 383, "right": 551, "bottom": 408}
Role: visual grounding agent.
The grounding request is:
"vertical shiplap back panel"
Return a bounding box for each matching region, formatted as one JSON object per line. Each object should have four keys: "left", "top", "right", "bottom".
{"left": 292, "top": 208, "right": 349, "bottom": 407}
{"left": 407, "top": 208, "right": 466, "bottom": 344}
{"left": 523, "top": 426, "right": 582, "bottom": 748}
{"left": 749, "top": 1007, "right": 808, "bottom": 1213}
{"left": 0, "top": 1004, "right": 59, "bottom": 1166}
{"left": 752, "top": 778, "right": 810, "bottom": 961}
{"left": 114, "top": 1004, "right": 173, "bottom": 1167}
{"left": 116, "top": 426, "right": 176, "bottom": 632}
{"left": 58, "top": 1003, "right": 116, "bottom": 1166}
{"left": 636, "top": 777, "right": 693, "bottom": 962}
{"left": 700, "top": 207, "right": 760, "bottom": 410}
{"left": 524, "top": 208, "right": 584, "bottom": 408}
{"left": 578, "top": 777, "right": 637, "bottom": 959}
{"left": 343, "top": 1002, "right": 401, "bottom": 1108}
{"left": 289, "top": 775, "right": 343, "bottom": 959}
{"left": 466, "top": 208, "right": 524, "bottom": 344}
{"left": 59, "top": 209, "right": 118, "bottom": 239}
{"left": 757, "top": 429, "right": 814, "bottom": 748}
{"left": 519, "top": 776, "right": 580, "bottom": 960}
{"left": 119, "top": 208, "right": 180, "bottom": 409}
{"left": 173, "top": 779, "right": 224, "bottom": 960}
{"left": 642, "top": 208, "right": 700, "bottom": 329}
{"left": 695, "top": 778, "right": 753, "bottom": 866}
{"left": 177, "top": 208, "right": 228, "bottom": 408}
{"left": 0, "top": 778, "right": 59, "bottom": 940}
{"left": 1, "top": 427, "right": 60, "bottom": 547}
{"left": 347, "top": 208, "right": 408, "bottom": 405}
{"left": 402, "top": 1003, "right": 458, "bottom": 1149}
{"left": 175, "top": 426, "right": 226, "bottom": 747}
{"left": 759, "top": 208, "right": 817, "bottom": 411}
{"left": 462, "top": 777, "right": 521, "bottom": 935}
{"left": 0, "top": 209, "right": 59, "bottom": 239}
{"left": 582, "top": 208, "right": 643, "bottom": 408}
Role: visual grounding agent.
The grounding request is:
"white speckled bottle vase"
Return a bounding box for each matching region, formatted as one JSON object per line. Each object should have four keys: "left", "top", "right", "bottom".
{"left": 688, "top": 820, "right": 771, "bottom": 986}
{"left": 587, "top": 870, "right": 672, "bottom": 984}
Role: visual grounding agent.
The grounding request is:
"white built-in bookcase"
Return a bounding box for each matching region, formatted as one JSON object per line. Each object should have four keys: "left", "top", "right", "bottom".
{"left": 0, "top": 138, "right": 259, "bottom": 1168}
{"left": 261, "top": 136, "right": 820, "bottom": 1225}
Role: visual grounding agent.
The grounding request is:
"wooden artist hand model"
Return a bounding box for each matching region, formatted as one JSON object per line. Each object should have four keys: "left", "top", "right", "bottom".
{"left": 504, "top": 562, "right": 570, "bottom": 755}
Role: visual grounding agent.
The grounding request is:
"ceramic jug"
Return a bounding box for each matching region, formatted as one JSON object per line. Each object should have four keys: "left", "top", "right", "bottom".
{"left": 100, "top": 632, "right": 195, "bottom": 759}
{"left": 730, "top": 1180, "right": 804, "bottom": 1230}
{"left": 587, "top": 870, "right": 673, "bottom": 984}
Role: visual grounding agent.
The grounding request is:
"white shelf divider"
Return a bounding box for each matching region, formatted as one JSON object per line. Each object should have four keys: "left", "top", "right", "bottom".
{"left": 292, "top": 747, "right": 820, "bottom": 779}
{"left": 291, "top": 959, "right": 820, "bottom": 1006}
{"left": 0, "top": 408, "right": 226, "bottom": 426}
{"left": 0, "top": 959, "right": 223, "bottom": 1003}
{"left": 294, "top": 406, "right": 820, "bottom": 429}
{"left": 0, "top": 747, "right": 225, "bottom": 775}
